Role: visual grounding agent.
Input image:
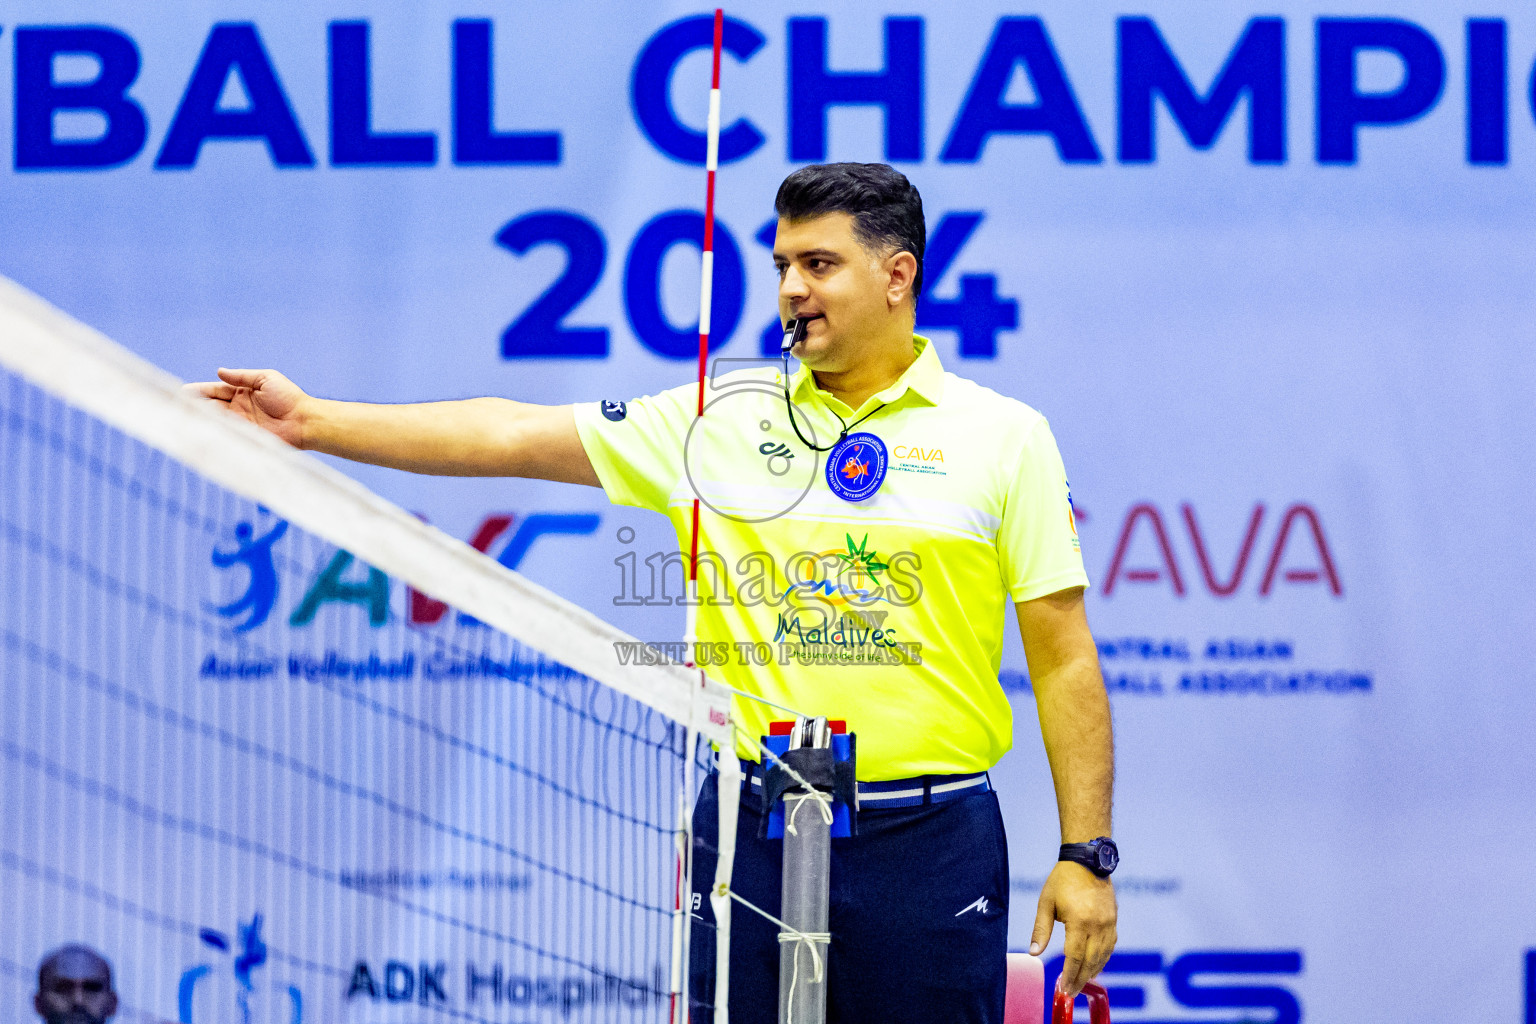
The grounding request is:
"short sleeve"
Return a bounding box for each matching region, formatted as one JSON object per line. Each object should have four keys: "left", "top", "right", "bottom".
{"left": 996, "top": 417, "right": 1091, "bottom": 603}
{"left": 572, "top": 384, "right": 695, "bottom": 514}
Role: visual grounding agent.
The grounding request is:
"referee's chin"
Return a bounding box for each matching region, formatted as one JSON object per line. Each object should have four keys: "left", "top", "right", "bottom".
{"left": 790, "top": 335, "right": 838, "bottom": 370}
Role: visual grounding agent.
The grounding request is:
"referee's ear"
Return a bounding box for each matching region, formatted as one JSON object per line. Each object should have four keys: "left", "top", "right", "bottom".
{"left": 884, "top": 250, "right": 918, "bottom": 311}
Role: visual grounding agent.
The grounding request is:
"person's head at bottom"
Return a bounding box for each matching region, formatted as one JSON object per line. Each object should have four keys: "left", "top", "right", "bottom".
{"left": 772, "top": 162, "right": 925, "bottom": 377}
{"left": 34, "top": 945, "right": 118, "bottom": 1024}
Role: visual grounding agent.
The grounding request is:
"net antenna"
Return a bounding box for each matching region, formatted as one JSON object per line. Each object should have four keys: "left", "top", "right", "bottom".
{"left": 676, "top": 9, "right": 740, "bottom": 1024}
{"left": 677, "top": 19, "right": 835, "bottom": 1021}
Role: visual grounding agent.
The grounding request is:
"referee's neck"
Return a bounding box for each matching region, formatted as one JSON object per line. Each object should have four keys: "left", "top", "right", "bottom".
{"left": 812, "top": 328, "right": 918, "bottom": 411}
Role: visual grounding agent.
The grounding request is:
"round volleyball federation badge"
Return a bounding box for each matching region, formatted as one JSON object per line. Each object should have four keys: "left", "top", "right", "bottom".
{"left": 826, "top": 432, "right": 888, "bottom": 502}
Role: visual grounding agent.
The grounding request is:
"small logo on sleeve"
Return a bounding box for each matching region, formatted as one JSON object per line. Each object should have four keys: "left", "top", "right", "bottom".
{"left": 600, "top": 400, "right": 628, "bottom": 422}
{"left": 1066, "top": 479, "right": 1081, "bottom": 551}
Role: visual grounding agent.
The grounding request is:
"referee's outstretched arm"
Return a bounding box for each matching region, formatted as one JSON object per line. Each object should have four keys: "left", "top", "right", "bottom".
{"left": 185, "top": 368, "right": 598, "bottom": 485}
{"left": 1019, "top": 585, "right": 1117, "bottom": 997}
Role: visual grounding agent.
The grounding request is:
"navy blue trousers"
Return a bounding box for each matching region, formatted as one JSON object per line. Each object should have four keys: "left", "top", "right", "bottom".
{"left": 688, "top": 771, "right": 1010, "bottom": 1023}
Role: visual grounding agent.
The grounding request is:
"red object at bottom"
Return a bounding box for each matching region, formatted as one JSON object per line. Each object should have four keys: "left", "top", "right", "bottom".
{"left": 1053, "top": 981, "right": 1111, "bottom": 1024}
{"left": 1003, "top": 955, "right": 1110, "bottom": 1024}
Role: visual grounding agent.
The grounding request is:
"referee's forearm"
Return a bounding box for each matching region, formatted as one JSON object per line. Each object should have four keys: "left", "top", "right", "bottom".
{"left": 1034, "top": 655, "right": 1115, "bottom": 843}
{"left": 299, "top": 396, "right": 531, "bottom": 476}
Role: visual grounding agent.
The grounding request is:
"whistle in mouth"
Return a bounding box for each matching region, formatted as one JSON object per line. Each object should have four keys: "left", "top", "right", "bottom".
{"left": 781, "top": 317, "right": 810, "bottom": 354}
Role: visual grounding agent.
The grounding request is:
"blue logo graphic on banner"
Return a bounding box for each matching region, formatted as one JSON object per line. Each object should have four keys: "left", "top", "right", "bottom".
{"left": 178, "top": 914, "right": 302, "bottom": 1024}
{"left": 826, "top": 432, "right": 888, "bottom": 502}
{"left": 1044, "top": 949, "right": 1303, "bottom": 1024}
{"left": 211, "top": 517, "right": 288, "bottom": 631}
{"left": 1525, "top": 948, "right": 1534, "bottom": 1024}
{"left": 232, "top": 915, "right": 270, "bottom": 1020}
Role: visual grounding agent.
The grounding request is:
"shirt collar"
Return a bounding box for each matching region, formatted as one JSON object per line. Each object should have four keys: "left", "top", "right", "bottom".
{"left": 788, "top": 334, "right": 946, "bottom": 412}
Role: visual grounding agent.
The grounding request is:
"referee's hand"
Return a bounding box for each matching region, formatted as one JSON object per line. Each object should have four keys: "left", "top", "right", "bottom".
{"left": 185, "top": 368, "right": 308, "bottom": 449}
{"left": 1029, "top": 860, "right": 1117, "bottom": 997}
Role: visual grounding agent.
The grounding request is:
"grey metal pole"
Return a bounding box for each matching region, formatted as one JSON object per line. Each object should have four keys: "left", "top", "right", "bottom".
{"left": 778, "top": 717, "right": 832, "bottom": 1024}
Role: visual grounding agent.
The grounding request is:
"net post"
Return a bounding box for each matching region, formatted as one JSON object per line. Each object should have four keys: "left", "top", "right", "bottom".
{"left": 777, "top": 717, "right": 833, "bottom": 1024}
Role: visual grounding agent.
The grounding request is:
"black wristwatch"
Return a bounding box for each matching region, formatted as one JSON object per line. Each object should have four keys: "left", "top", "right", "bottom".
{"left": 1059, "top": 837, "right": 1119, "bottom": 878}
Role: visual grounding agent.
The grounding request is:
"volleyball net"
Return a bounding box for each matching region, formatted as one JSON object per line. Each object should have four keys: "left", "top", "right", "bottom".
{"left": 0, "top": 275, "right": 742, "bottom": 1024}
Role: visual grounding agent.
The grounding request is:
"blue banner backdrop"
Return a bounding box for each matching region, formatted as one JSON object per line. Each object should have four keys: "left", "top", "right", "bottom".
{"left": 2, "top": 2, "right": 1534, "bottom": 1020}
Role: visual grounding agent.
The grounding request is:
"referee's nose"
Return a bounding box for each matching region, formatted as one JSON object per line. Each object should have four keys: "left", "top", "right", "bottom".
{"left": 780, "top": 262, "right": 811, "bottom": 309}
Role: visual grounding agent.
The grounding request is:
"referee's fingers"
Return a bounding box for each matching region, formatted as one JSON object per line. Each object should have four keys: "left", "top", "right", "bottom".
{"left": 1029, "top": 893, "right": 1055, "bottom": 956}
{"left": 184, "top": 380, "right": 235, "bottom": 401}
{"left": 1057, "top": 953, "right": 1085, "bottom": 998}
{"left": 1060, "top": 922, "right": 1090, "bottom": 996}
{"left": 216, "top": 367, "right": 271, "bottom": 390}
{"left": 1083, "top": 924, "right": 1115, "bottom": 985}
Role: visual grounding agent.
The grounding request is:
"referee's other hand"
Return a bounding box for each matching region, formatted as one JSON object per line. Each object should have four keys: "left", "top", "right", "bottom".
{"left": 1030, "top": 860, "right": 1117, "bottom": 997}
{"left": 184, "top": 369, "right": 308, "bottom": 449}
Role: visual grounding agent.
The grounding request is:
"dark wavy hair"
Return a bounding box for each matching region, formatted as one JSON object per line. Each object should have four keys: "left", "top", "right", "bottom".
{"left": 774, "top": 162, "right": 926, "bottom": 300}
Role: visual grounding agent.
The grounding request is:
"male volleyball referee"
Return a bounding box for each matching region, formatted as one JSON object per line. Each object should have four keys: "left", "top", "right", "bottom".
{"left": 192, "top": 162, "right": 1116, "bottom": 1022}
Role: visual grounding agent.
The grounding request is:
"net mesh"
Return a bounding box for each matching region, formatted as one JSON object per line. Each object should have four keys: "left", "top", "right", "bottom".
{"left": 0, "top": 282, "right": 735, "bottom": 1024}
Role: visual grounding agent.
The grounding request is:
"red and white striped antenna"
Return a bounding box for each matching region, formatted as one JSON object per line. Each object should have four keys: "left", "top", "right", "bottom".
{"left": 689, "top": 8, "right": 725, "bottom": 597}
{"left": 672, "top": 15, "right": 726, "bottom": 1024}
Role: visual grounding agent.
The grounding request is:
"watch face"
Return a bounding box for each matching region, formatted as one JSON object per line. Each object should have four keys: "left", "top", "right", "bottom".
{"left": 1095, "top": 841, "right": 1119, "bottom": 873}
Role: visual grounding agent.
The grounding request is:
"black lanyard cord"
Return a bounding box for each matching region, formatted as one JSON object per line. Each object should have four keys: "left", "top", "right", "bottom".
{"left": 781, "top": 353, "right": 886, "bottom": 453}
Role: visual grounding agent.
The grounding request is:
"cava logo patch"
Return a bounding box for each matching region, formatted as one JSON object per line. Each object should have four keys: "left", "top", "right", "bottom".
{"left": 892, "top": 444, "right": 946, "bottom": 476}
{"left": 600, "top": 400, "right": 627, "bottom": 422}
{"left": 826, "top": 432, "right": 888, "bottom": 502}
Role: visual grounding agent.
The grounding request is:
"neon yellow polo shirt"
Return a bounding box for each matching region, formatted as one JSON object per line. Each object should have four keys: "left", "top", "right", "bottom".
{"left": 573, "top": 335, "right": 1088, "bottom": 779}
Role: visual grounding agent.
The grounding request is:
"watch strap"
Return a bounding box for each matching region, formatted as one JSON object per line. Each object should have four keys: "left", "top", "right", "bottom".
{"left": 1058, "top": 837, "right": 1117, "bottom": 877}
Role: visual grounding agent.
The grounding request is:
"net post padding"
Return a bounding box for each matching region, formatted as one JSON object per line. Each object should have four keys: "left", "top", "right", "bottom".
{"left": 711, "top": 751, "right": 743, "bottom": 1024}
{"left": 0, "top": 273, "right": 734, "bottom": 748}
